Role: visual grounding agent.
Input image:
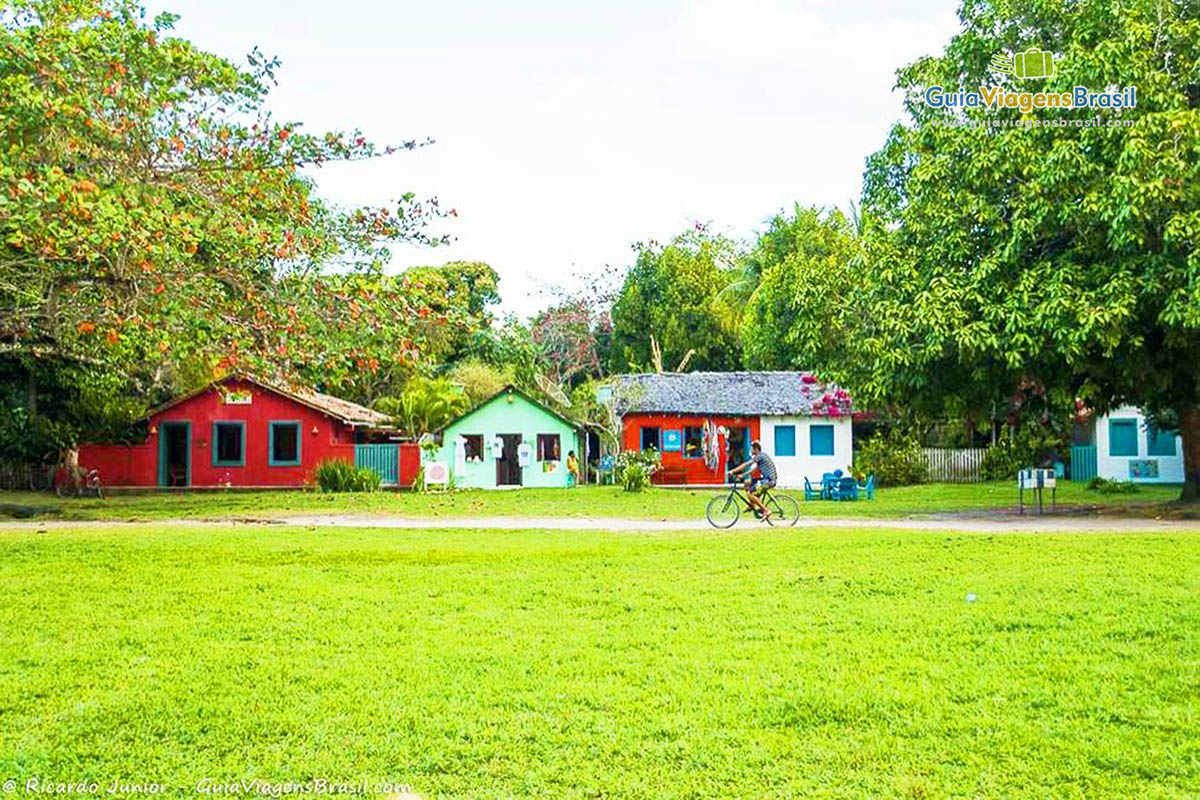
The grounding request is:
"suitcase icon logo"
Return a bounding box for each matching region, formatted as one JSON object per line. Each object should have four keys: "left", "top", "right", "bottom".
{"left": 989, "top": 49, "right": 1055, "bottom": 79}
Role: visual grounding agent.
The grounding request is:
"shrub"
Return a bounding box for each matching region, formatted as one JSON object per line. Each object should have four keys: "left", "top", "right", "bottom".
{"left": 615, "top": 449, "right": 659, "bottom": 492}
{"left": 314, "top": 459, "right": 382, "bottom": 493}
{"left": 1086, "top": 477, "right": 1140, "bottom": 495}
{"left": 980, "top": 425, "right": 1068, "bottom": 481}
{"left": 854, "top": 428, "right": 927, "bottom": 486}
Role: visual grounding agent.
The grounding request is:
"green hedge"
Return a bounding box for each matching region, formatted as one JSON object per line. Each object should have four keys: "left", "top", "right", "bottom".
{"left": 314, "top": 459, "right": 382, "bottom": 493}
{"left": 854, "top": 429, "right": 927, "bottom": 486}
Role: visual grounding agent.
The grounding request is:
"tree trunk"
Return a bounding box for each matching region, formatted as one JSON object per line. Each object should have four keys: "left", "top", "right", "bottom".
{"left": 1180, "top": 405, "right": 1200, "bottom": 502}
{"left": 26, "top": 368, "right": 37, "bottom": 415}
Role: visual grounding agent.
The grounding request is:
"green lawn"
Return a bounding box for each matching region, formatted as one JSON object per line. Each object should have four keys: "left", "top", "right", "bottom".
{"left": 0, "top": 481, "right": 1187, "bottom": 522}
{"left": 1, "top": 524, "right": 1197, "bottom": 797}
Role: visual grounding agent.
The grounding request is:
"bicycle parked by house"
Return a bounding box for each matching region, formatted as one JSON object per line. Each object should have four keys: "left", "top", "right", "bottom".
{"left": 53, "top": 464, "right": 104, "bottom": 499}
{"left": 705, "top": 474, "right": 800, "bottom": 528}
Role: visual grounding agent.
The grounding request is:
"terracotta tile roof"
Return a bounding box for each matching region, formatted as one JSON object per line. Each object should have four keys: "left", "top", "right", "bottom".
{"left": 148, "top": 374, "right": 393, "bottom": 427}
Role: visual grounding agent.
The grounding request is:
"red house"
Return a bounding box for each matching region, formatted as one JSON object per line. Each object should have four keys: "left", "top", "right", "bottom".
{"left": 78, "top": 375, "right": 417, "bottom": 489}
{"left": 614, "top": 372, "right": 855, "bottom": 487}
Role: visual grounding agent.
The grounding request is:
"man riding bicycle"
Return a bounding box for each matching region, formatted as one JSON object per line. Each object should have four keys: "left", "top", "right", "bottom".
{"left": 729, "top": 440, "right": 777, "bottom": 522}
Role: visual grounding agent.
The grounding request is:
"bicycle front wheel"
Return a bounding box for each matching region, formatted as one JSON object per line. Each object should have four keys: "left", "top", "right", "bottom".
{"left": 706, "top": 493, "right": 741, "bottom": 528}
{"left": 29, "top": 464, "right": 52, "bottom": 492}
{"left": 765, "top": 493, "right": 800, "bottom": 527}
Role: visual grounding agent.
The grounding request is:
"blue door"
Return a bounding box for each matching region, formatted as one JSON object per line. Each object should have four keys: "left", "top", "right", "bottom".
{"left": 355, "top": 444, "right": 399, "bottom": 485}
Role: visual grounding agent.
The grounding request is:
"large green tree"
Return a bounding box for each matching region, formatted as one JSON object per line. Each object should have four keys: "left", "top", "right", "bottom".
{"left": 0, "top": 0, "right": 457, "bottom": 428}
{"left": 845, "top": 0, "right": 1200, "bottom": 498}
{"left": 608, "top": 229, "right": 742, "bottom": 373}
{"left": 739, "top": 206, "right": 859, "bottom": 371}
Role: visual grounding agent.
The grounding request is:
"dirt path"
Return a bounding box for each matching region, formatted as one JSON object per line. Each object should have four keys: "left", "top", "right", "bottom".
{"left": 2, "top": 513, "right": 1199, "bottom": 533}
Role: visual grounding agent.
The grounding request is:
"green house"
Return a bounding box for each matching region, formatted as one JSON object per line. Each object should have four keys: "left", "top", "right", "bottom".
{"left": 434, "top": 386, "right": 583, "bottom": 489}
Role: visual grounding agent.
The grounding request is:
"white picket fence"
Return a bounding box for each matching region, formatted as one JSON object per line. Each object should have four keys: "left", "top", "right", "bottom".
{"left": 922, "top": 447, "right": 987, "bottom": 483}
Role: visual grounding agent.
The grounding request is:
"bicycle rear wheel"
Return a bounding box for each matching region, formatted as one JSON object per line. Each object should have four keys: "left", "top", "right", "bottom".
{"left": 765, "top": 493, "right": 800, "bottom": 527}
{"left": 706, "top": 493, "right": 741, "bottom": 528}
{"left": 29, "top": 464, "right": 53, "bottom": 492}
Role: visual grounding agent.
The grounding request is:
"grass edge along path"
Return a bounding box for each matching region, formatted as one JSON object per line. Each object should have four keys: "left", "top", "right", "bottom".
{"left": 0, "top": 481, "right": 1189, "bottom": 523}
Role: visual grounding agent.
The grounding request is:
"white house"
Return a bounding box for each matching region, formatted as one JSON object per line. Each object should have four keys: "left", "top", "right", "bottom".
{"left": 1092, "top": 405, "right": 1184, "bottom": 483}
{"left": 758, "top": 414, "right": 855, "bottom": 487}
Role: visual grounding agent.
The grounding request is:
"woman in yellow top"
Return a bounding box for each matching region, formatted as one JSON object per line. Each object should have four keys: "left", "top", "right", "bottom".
{"left": 566, "top": 451, "right": 581, "bottom": 487}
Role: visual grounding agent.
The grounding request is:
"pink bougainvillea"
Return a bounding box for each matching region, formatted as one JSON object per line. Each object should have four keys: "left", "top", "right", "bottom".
{"left": 799, "top": 374, "right": 853, "bottom": 416}
{"left": 811, "top": 384, "right": 853, "bottom": 417}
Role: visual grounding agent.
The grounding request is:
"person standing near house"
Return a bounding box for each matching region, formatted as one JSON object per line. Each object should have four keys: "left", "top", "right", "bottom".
{"left": 566, "top": 450, "right": 581, "bottom": 487}
{"left": 728, "top": 440, "right": 777, "bottom": 522}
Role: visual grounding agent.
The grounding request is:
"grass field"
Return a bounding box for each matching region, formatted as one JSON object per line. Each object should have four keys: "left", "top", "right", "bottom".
{"left": 1, "top": 524, "right": 1197, "bottom": 797}
{"left": 0, "top": 481, "right": 1188, "bottom": 522}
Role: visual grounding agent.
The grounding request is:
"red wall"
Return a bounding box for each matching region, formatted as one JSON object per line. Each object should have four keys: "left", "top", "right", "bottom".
{"left": 79, "top": 379, "right": 358, "bottom": 488}
{"left": 621, "top": 413, "right": 760, "bottom": 485}
{"left": 399, "top": 442, "right": 420, "bottom": 487}
{"left": 76, "top": 442, "right": 158, "bottom": 487}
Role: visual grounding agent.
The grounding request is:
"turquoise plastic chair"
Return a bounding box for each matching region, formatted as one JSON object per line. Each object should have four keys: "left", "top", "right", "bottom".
{"left": 804, "top": 477, "right": 822, "bottom": 501}
{"left": 858, "top": 473, "right": 875, "bottom": 500}
{"left": 821, "top": 472, "right": 836, "bottom": 499}
{"left": 599, "top": 455, "right": 616, "bottom": 485}
{"left": 836, "top": 476, "right": 858, "bottom": 501}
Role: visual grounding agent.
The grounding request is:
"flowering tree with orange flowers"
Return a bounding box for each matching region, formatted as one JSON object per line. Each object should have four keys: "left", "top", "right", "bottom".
{"left": 0, "top": 0, "right": 463, "bottom": 419}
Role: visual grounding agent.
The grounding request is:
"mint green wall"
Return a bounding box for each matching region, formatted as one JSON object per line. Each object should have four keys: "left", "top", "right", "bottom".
{"left": 436, "top": 393, "right": 579, "bottom": 489}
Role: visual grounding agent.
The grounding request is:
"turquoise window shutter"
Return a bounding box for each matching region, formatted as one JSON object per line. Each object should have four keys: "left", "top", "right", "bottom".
{"left": 1108, "top": 419, "right": 1138, "bottom": 457}
{"left": 1147, "top": 426, "right": 1177, "bottom": 457}
{"left": 212, "top": 421, "right": 246, "bottom": 466}
{"left": 810, "top": 425, "right": 835, "bottom": 456}
{"left": 269, "top": 421, "right": 303, "bottom": 466}
{"left": 774, "top": 425, "right": 796, "bottom": 457}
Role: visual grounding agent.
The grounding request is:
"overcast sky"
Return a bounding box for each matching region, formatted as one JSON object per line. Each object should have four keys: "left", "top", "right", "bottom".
{"left": 149, "top": 0, "right": 962, "bottom": 316}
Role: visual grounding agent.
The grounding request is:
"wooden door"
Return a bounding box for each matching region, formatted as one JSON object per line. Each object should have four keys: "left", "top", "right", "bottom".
{"left": 496, "top": 434, "right": 523, "bottom": 486}
{"left": 158, "top": 422, "right": 190, "bottom": 487}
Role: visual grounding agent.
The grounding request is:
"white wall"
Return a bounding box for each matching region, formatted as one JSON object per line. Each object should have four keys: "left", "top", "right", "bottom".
{"left": 759, "top": 415, "right": 853, "bottom": 488}
{"left": 1095, "top": 405, "right": 1184, "bottom": 483}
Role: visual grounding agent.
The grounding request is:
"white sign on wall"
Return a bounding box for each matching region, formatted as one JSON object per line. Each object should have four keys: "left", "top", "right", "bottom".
{"left": 222, "top": 390, "right": 252, "bottom": 405}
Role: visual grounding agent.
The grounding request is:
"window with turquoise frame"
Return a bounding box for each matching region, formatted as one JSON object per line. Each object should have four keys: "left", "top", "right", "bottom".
{"left": 1147, "top": 426, "right": 1177, "bottom": 457}
{"left": 1108, "top": 419, "right": 1138, "bottom": 457}
{"left": 682, "top": 426, "right": 704, "bottom": 458}
{"left": 212, "top": 421, "right": 245, "bottom": 466}
{"left": 810, "top": 424, "right": 834, "bottom": 456}
{"left": 640, "top": 426, "right": 661, "bottom": 451}
{"left": 774, "top": 425, "right": 796, "bottom": 457}
{"left": 269, "top": 421, "right": 302, "bottom": 466}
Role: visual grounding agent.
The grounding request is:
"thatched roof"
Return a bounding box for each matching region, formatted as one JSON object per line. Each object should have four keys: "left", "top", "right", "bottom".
{"left": 612, "top": 371, "right": 847, "bottom": 416}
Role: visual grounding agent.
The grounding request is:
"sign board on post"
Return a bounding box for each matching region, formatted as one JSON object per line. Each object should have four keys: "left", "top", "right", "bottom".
{"left": 1017, "top": 468, "right": 1057, "bottom": 514}
{"left": 425, "top": 462, "right": 450, "bottom": 486}
{"left": 1017, "top": 468, "right": 1056, "bottom": 490}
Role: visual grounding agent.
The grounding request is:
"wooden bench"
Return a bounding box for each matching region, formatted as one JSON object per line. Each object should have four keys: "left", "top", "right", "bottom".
{"left": 653, "top": 467, "right": 689, "bottom": 485}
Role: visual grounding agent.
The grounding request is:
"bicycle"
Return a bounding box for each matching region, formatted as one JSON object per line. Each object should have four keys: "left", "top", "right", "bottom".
{"left": 706, "top": 473, "right": 799, "bottom": 528}
{"left": 28, "top": 461, "right": 55, "bottom": 492}
{"left": 54, "top": 464, "right": 104, "bottom": 499}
